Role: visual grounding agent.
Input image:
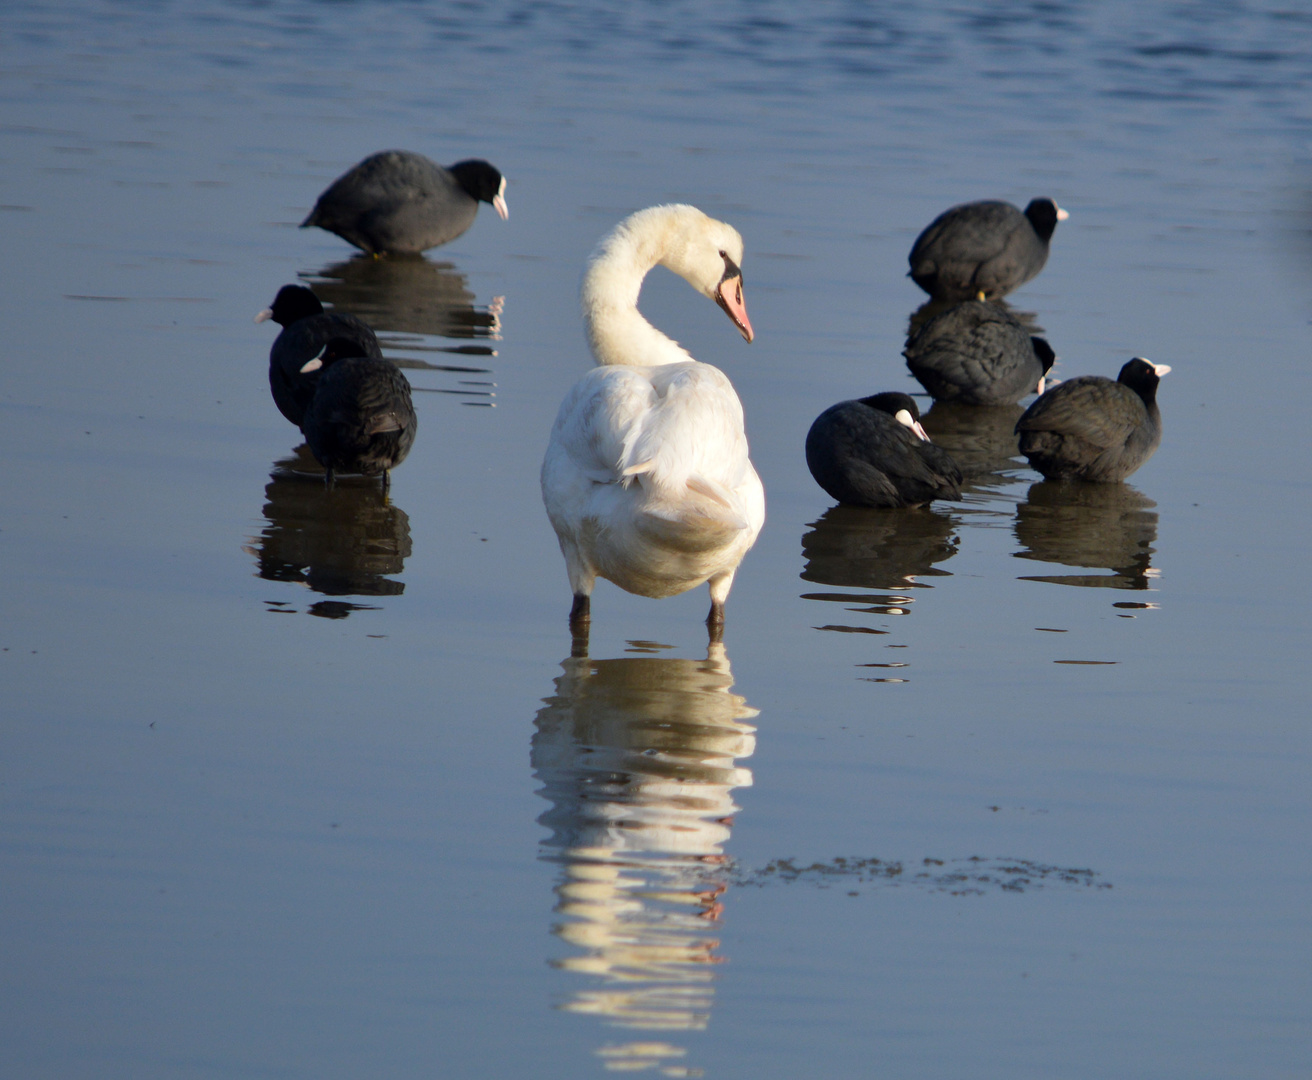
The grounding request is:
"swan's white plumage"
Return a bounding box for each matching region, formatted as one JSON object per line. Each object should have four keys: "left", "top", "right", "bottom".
{"left": 541, "top": 205, "right": 764, "bottom": 614}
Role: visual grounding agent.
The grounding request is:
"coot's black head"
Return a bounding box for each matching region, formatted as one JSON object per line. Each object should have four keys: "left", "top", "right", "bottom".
{"left": 1023, "top": 198, "right": 1069, "bottom": 242}
{"left": 1117, "top": 357, "right": 1171, "bottom": 404}
{"left": 299, "top": 335, "right": 371, "bottom": 375}
{"left": 257, "top": 284, "right": 323, "bottom": 327}
{"left": 449, "top": 159, "right": 509, "bottom": 219}
{"left": 858, "top": 392, "right": 930, "bottom": 439}
{"left": 1031, "top": 337, "right": 1057, "bottom": 374}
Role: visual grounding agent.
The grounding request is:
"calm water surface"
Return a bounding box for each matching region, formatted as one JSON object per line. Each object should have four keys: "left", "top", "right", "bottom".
{"left": 3, "top": 3, "right": 1311, "bottom": 1077}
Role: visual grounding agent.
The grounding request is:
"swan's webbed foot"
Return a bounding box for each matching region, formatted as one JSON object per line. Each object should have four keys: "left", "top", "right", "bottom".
{"left": 706, "top": 601, "right": 725, "bottom": 643}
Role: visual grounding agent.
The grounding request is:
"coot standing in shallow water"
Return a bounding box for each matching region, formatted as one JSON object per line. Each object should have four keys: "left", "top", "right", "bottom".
{"left": 904, "top": 300, "right": 1056, "bottom": 405}
{"left": 908, "top": 198, "right": 1068, "bottom": 301}
{"left": 1015, "top": 358, "right": 1170, "bottom": 483}
{"left": 806, "top": 392, "right": 963, "bottom": 508}
{"left": 255, "top": 284, "right": 381, "bottom": 429}
{"left": 299, "top": 337, "right": 418, "bottom": 490}
{"left": 301, "top": 151, "right": 508, "bottom": 255}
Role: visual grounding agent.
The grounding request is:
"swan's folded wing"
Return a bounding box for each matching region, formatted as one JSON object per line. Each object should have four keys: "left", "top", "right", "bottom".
{"left": 551, "top": 366, "right": 659, "bottom": 483}
{"left": 631, "top": 362, "right": 752, "bottom": 492}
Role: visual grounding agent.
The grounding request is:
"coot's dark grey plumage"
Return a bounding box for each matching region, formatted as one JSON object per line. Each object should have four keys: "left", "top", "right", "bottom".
{"left": 301, "top": 151, "right": 508, "bottom": 255}
{"left": 300, "top": 337, "right": 418, "bottom": 489}
{"left": 904, "top": 300, "right": 1056, "bottom": 405}
{"left": 1015, "top": 358, "right": 1170, "bottom": 483}
{"left": 255, "top": 284, "right": 382, "bottom": 429}
{"left": 908, "top": 198, "right": 1068, "bottom": 301}
{"left": 806, "top": 392, "right": 963, "bottom": 508}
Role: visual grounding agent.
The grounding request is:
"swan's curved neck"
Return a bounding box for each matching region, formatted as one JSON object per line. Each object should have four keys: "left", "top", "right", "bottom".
{"left": 581, "top": 216, "right": 695, "bottom": 368}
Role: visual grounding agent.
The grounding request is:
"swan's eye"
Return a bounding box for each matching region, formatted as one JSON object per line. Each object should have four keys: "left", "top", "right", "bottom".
{"left": 718, "top": 249, "right": 727, "bottom": 258}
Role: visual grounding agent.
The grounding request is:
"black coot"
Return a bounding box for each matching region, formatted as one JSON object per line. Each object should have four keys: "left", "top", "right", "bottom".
{"left": 1015, "top": 358, "right": 1170, "bottom": 483}
{"left": 904, "top": 300, "right": 1056, "bottom": 405}
{"left": 301, "top": 151, "right": 508, "bottom": 255}
{"left": 908, "top": 198, "right": 1068, "bottom": 301}
{"left": 806, "top": 392, "right": 963, "bottom": 508}
{"left": 300, "top": 337, "right": 418, "bottom": 490}
{"left": 255, "top": 284, "right": 381, "bottom": 429}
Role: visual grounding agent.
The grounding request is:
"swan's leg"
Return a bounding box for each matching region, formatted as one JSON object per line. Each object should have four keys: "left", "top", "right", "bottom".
{"left": 563, "top": 544, "right": 596, "bottom": 631}
{"left": 569, "top": 594, "right": 591, "bottom": 625}
{"left": 706, "top": 570, "right": 736, "bottom": 639}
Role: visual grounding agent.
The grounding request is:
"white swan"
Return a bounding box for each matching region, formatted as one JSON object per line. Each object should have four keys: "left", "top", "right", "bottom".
{"left": 541, "top": 204, "right": 765, "bottom": 634}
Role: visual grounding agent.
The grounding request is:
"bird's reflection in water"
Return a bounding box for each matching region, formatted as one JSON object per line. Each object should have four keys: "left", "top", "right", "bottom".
{"left": 531, "top": 641, "right": 757, "bottom": 1075}
{"left": 920, "top": 399, "right": 1027, "bottom": 490}
{"left": 801, "top": 505, "right": 959, "bottom": 634}
{"left": 906, "top": 296, "right": 1041, "bottom": 339}
{"left": 244, "top": 446, "right": 411, "bottom": 616}
{"left": 1013, "top": 481, "right": 1160, "bottom": 591}
{"left": 301, "top": 256, "right": 502, "bottom": 406}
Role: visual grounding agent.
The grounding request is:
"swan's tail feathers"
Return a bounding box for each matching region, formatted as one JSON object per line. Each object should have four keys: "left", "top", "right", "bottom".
{"left": 636, "top": 507, "right": 747, "bottom": 551}
{"left": 635, "top": 474, "right": 749, "bottom": 551}
{"left": 685, "top": 473, "right": 737, "bottom": 511}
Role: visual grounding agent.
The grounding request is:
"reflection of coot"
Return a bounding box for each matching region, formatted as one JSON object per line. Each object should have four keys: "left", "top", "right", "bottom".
{"left": 907, "top": 296, "right": 1040, "bottom": 339}
{"left": 1013, "top": 481, "right": 1158, "bottom": 589}
{"left": 920, "top": 399, "right": 1026, "bottom": 486}
{"left": 245, "top": 447, "right": 411, "bottom": 603}
{"left": 801, "top": 505, "right": 958, "bottom": 591}
{"left": 303, "top": 257, "right": 500, "bottom": 341}
{"left": 903, "top": 300, "right": 1055, "bottom": 405}
{"left": 532, "top": 643, "right": 756, "bottom": 1040}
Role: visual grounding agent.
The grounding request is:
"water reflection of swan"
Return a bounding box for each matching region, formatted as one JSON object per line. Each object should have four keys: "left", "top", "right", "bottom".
{"left": 800, "top": 506, "right": 958, "bottom": 631}
{"left": 302, "top": 257, "right": 502, "bottom": 406}
{"left": 531, "top": 642, "right": 757, "bottom": 1070}
{"left": 243, "top": 446, "right": 411, "bottom": 614}
{"left": 1013, "top": 480, "right": 1159, "bottom": 590}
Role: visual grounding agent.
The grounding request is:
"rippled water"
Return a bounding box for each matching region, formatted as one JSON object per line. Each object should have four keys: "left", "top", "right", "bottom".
{"left": 4, "top": 2, "right": 1311, "bottom": 1078}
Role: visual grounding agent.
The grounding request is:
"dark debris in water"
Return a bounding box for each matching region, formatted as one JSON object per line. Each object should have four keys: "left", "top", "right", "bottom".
{"left": 732, "top": 855, "right": 1111, "bottom": 896}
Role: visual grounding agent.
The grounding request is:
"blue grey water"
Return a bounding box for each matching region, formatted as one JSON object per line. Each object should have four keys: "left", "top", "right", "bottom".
{"left": 3, "top": 2, "right": 1310, "bottom": 1077}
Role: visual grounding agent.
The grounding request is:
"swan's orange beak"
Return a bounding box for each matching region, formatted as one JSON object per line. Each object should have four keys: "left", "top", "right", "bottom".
{"left": 716, "top": 274, "right": 753, "bottom": 343}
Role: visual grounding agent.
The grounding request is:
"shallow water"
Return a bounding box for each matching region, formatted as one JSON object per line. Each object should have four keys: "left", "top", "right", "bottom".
{"left": 3, "top": 2, "right": 1311, "bottom": 1077}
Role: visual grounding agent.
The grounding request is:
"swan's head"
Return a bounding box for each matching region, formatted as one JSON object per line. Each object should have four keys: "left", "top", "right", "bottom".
{"left": 589, "top": 204, "right": 754, "bottom": 344}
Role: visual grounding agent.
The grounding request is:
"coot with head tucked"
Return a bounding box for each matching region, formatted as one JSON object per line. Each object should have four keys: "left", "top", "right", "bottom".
{"left": 301, "top": 151, "right": 508, "bottom": 255}
{"left": 806, "top": 392, "right": 963, "bottom": 508}
{"left": 1015, "top": 358, "right": 1169, "bottom": 483}
{"left": 908, "top": 198, "right": 1068, "bottom": 301}
{"left": 255, "top": 284, "right": 381, "bottom": 429}
{"left": 300, "top": 337, "right": 418, "bottom": 490}
{"left": 904, "top": 299, "right": 1056, "bottom": 405}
